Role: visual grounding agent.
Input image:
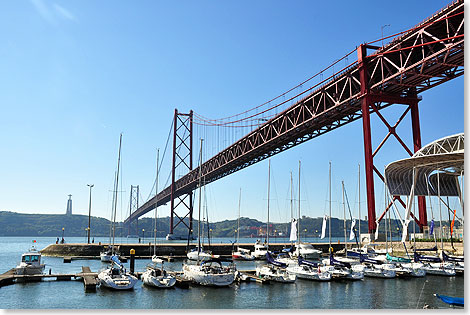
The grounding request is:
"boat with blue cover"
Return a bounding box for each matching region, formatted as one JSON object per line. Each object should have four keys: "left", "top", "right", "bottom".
{"left": 434, "top": 294, "right": 464, "bottom": 307}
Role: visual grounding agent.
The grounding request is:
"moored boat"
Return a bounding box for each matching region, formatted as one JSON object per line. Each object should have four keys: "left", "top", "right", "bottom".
{"left": 183, "top": 258, "right": 236, "bottom": 286}
{"left": 15, "top": 242, "right": 45, "bottom": 276}
{"left": 142, "top": 258, "right": 176, "bottom": 289}
{"left": 98, "top": 256, "right": 138, "bottom": 290}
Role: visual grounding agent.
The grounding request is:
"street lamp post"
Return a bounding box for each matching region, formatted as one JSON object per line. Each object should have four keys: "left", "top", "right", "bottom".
{"left": 304, "top": 229, "right": 307, "bottom": 239}
{"left": 381, "top": 24, "right": 391, "bottom": 47}
{"left": 61, "top": 227, "right": 65, "bottom": 243}
{"left": 87, "top": 184, "right": 94, "bottom": 244}
{"left": 142, "top": 229, "right": 145, "bottom": 243}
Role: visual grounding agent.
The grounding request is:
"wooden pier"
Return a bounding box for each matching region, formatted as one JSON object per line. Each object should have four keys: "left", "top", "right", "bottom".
{"left": 0, "top": 267, "right": 98, "bottom": 289}
{"left": 80, "top": 266, "right": 98, "bottom": 291}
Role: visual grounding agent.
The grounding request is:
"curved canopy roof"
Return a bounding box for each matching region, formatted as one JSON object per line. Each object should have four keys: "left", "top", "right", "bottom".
{"left": 385, "top": 133, "right": 464, "bottom": 196}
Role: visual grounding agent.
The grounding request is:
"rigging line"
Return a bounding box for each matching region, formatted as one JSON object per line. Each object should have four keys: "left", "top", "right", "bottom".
{"left": 366, "top": 10, "right": 464, "bottom": 46}
{"left": 194, "top": 58, "right": 358, "bottom": 128}
{"left": 368, "top": 34, "right": 464, "bottom": 58}
{"left": 192, "top": 49, "right": 357, "bottom": 124}
{"left": 145, "top": 118, "right": 174, "bottom": 202}
{"left": 193, "top": 112, "right": 279, "bottom": 127}
{"left": 190, "top": 11, "right": 463, "bottom": 127}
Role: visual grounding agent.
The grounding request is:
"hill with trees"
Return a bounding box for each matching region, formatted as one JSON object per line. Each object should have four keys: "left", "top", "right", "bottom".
{"left": 0, "top": 211, "right": 413, "bottom": 238}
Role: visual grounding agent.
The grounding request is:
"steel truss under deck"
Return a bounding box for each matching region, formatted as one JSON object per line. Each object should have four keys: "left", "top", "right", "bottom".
{"left": 125, "top": 0, "right": 463, "bottom": 232}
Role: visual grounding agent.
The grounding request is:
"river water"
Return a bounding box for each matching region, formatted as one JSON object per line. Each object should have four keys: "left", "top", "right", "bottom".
{"left": 0, "top": 237, "right": 463, "bottom": 309}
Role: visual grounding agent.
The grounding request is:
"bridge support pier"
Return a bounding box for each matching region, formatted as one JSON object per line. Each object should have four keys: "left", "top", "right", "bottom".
{"left": 358, "top": 44, "right": 427, "bottom": 234}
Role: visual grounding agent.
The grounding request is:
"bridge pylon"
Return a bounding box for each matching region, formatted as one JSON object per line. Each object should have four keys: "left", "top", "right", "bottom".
{"left": 127, "top": 185, "right": 139, "bottom": 237}
{"left": 358, "top": 44, "right": 427, "bottom": 234}
{"left": 167, "top": 109, "right": 194, "bottom": 240}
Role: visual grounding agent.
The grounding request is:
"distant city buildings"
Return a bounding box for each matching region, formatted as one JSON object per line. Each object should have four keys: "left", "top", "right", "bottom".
{"left": 66, "top": 194, "right": 72, "bottom": 215}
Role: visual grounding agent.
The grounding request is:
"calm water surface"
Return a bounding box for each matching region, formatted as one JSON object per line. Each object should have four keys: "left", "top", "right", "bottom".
{"left": 0, "top": 237, "right": 463, "bottom": 309}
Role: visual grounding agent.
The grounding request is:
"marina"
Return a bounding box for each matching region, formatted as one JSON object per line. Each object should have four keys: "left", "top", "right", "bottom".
{"left": 0, "top": 236, "right": 464, "bottom": 309}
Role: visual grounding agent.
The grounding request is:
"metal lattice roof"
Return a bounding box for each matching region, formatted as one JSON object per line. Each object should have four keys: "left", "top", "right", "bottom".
{"left": 385, "top": 133, "right": 464, "bottom": 196}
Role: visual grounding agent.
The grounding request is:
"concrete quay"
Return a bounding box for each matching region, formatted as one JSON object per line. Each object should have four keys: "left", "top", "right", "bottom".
{"left": 40, "top": 242, "right": 344, "bottom": 258}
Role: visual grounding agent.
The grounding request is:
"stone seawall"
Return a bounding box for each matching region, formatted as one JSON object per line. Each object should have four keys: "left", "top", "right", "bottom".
{"left": 40, "top": 242, "right": 346, "bottom": 257}
{"left": 40, "top": 241, "right": 463, "bottom": 257}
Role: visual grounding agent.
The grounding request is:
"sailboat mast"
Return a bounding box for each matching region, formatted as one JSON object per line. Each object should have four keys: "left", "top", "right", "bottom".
{"left": 109, "top": 171, "right": 116, "bottom": 246}
{"left": 112, "top": 133, "right": 122, "bottom": 256}
{"left": 385, "top": 180, "right": 388, "bottom": 253}
{"left": 342, "top": 181, "right": 347, "bottom": 254}
{"left": 197, "top": 139, "right": 203, "bottom": 260}
{"left": 290, "top": 172, "right": 293, "bottom": 225}
{"left": 267, "top": 159, "right": 270, "bottom": 250}
{"left": 237, "top": 188, "right": 241, "bottom": 251}
{"left": 298, "top": 160, "right": 301, "bottom": 244}
{"left": 153, "top": 149, "right": 159, "bottom": 256}
{"left": 290, "top": 171, "right": 293, "bottom": 246}
{"left": 358, "top": 164, "right": 361, "bottom": 247}
{"left": 437, "top": 170, "right": 443, "bottom": 250}
{"left": 329, "top": 161, "right": 332, "bottom": 253}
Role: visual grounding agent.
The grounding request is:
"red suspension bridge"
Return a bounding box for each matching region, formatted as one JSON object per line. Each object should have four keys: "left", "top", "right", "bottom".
{"left": 124, "top": 0, "right": 464, "bottom": 236}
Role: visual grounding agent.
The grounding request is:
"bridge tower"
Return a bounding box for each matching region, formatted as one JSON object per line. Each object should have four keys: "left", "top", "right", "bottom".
{"left": 167, "top": 109, "right": 194, "bottom": 240}
{"left": 358, "top": 44, "right": 427, "bottom": 233}
{"left": 128, "top": 185, "right": 139, "bottom": 236}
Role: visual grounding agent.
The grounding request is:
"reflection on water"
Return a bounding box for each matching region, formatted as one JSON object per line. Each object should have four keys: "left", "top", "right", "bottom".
{"left": 0, "top": 237, "right": 463, "bottom": 309}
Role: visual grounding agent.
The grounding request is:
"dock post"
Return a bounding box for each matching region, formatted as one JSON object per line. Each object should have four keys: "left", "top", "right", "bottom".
{"left": 130, "top": 248, "right": 135, "bottom": 275}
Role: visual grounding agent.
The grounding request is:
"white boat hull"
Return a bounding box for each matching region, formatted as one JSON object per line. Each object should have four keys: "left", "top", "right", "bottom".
{"left": 142, "top": 269, "right": 176, "bottom": 288}
{"left": 232, "top": 252, "right": 255, "bottom": 261}
{"left": 183, "top": 264, "right": 235, "bottom": 286}
{"left": 287, "top": 265, "right": 330, "bottom": 281}
{"left": 186, "top": 250, "right": 213, "bottom": 261}
{"left": 421, "top": 263, "right": 456, "bottom": 276}
{"left": 256, "top": 265, "right": 296, "bottom": 283}
{"left": 98, "top": 269, "right": 138, "bottom": 290}
{"left": 356, "top": 264, "right": 396, "bottom": 278}
{"left": 100, "top": 254, "right": 112, "bottom": 262}
{"left": 15, "top": 264, "right": 45, "bottom": 276}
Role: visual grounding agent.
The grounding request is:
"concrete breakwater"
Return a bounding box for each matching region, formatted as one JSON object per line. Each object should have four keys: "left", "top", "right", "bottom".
{"left": 40, "top": 242, "right": 346, "bottom": 258}
{"left": 40, "top": 241, "right": 463, "bottom": 258}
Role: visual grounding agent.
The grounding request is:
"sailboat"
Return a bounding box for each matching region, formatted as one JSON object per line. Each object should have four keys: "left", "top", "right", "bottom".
{"left": 187, "top": 143, "right": 216, "bottom": 261}
{"left": 290, "top": 162, "right": 322, "bottom": 260}
{"left": 98, "top": 134, "right": 138, "bottom": 290}
{"left": 321, "top": 176, "right": 363, "bottom": 280}
{"left": 186, "top": 187, "right": 216, "bottom": 261}
{"left": 142, "top": 149, "right": 176, "bottom": 288}
{"left": 255, "top": 160, "right": 296, "bottom": 283}
{"left": 100, "top": 174, "right": 118, "bottom": 263}
{"left": 183, "top": 139, "right": 236, "bottom": 286}
{"left": 232, "top": 188, "right": 255, "bottom": 261}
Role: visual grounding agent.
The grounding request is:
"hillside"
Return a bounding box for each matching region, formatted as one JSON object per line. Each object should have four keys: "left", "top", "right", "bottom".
{"left": 0, "top": 211, "right": 412, "bottom": 238}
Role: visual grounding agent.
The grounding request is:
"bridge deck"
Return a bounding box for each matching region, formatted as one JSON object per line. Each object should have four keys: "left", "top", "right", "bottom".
{"left": 126, "top": 0, "right": 464, "bottom": 225}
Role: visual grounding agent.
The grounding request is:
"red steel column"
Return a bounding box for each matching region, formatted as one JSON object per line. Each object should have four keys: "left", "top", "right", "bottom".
{"left": 410, "top": 100, "right": 427, "bottom": 231}
{"left": 358, "top": 44, "right": 377, "bottom": 233}
{"left": 169, "top": 109, "right": 178, "bottom": 235}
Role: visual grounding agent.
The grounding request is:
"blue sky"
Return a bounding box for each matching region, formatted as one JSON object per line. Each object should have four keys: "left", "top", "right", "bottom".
{"left": 0, "top": 0, "right": 464, "bottom": 226}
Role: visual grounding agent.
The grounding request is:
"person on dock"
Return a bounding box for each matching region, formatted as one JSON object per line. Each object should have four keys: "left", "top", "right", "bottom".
{"left": 56, "top": 237, "right": 59, "bottom": 244}
{"left": 92, "top": 238, "right": 94, "bottom": 243}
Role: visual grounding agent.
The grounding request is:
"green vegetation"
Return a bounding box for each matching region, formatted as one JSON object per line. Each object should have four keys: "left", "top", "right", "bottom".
{"left": 0, "top": 210, "right": 375, "bottom": 238}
